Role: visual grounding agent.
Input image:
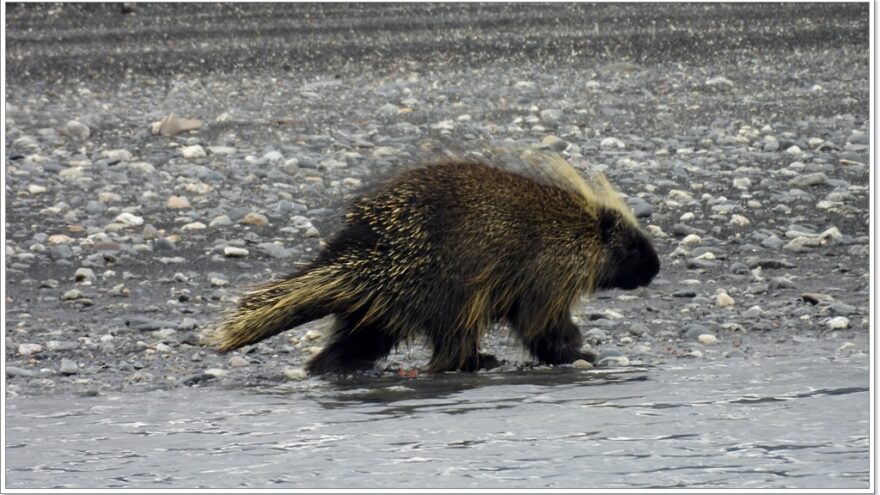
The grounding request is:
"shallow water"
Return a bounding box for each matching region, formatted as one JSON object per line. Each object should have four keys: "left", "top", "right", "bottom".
{"left": 6, "top": 355, "right": 870, "bottom": 489}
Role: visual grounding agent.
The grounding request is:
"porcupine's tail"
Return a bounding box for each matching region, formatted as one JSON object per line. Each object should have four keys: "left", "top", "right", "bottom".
{"left": 209, "top": 264, "right": 348, "bottom": 352}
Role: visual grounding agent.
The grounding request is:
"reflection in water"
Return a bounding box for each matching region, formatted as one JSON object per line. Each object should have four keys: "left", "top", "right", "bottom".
{"left": 5, "top": 357, "right": 870, "bottom": 489}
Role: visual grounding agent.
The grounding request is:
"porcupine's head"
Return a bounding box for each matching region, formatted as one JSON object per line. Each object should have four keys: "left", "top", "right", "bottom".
{"left": 522, "top": 151, "right": 660, "bottom": 293}
{"left": 592, "top": 201, "right": 660, "bottom": 290}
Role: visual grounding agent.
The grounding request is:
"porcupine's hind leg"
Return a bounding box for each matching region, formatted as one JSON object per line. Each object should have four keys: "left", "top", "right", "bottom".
{"left": 507, "top": 297, "right": 597, "bottom": 365}
{"left": 426, "top": 332, "right": 500, "bottom": 372}
{"left": 307, "top": 310, "right": 400, "bottom": 375}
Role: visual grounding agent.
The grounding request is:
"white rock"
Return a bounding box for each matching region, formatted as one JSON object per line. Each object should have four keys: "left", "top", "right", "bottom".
{"left": 716, "top": 292, "right": 735, "bottom": 308}
{"left": 27, "top": 184, "right": 47, "bottom": 194}
{"left": 679, "top": 212, "right": 695, "bottom": 222}
{"left": 48, "top": 234, "right": 74, "bottom": 244}
{"left": 572, "top": 359, "right": 593, "bottom": 369}
{"left": 304, "top": 330, "right": 323, "bottom": 341}
{"left": 128, "top": 161, "right": 155, "bottom": 173}
{"left": 680, "top": 234, "right": 702, "bottom": 246}
{"left": 180, "top": 145, "right": 207, "bottom": 159}
{"left": 210, "top": 277, "right": 229, "bottom": 287}
{"left": 74, "top": 268, "right": 96, "bottom": 283}
{"left": 102, "top": 149, "right": 133, "bottom": 162}
{"left": 785, "top": 145, "right": 803, "bottom": 155}
{"left": 732, "top": 177, "right": 751, "bottom": 190}
{"left": 706, "top": 76, "right": 734, "bottom": 87}
{"left": 65, "top": 120, "right": 90, "bottom": 140}
{"left": 181, "top": 222, "right": 207, "bottom": 231}
{"left": 827, "top": 317, "right": 850, "bottom": 330}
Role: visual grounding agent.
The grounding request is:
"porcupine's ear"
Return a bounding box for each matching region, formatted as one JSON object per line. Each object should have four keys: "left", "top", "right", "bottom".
{"left": 598, "top": 208, "right": 616, "bottom": 244}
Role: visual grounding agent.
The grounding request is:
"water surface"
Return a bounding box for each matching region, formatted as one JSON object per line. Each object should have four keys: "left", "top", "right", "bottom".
{"left": 6, "top": 356, "right": 869, "bottom": 489}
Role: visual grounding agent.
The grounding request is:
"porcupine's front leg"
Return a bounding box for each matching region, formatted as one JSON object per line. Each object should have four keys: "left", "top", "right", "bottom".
{"left": 508, "top": 299, "right": 596, "bottom": 365}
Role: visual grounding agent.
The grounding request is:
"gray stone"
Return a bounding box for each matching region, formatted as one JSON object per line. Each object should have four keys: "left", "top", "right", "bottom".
{"left": 626, "top": 197, "right": 653, "bottom": 218}
{"left": 584, "top": 328, "right": 608, "bottom": 344}
{"left": 257, "top": 243, "right": 290, "bottom": 258}
{"left": 787, "top": 173, "right": 829, "bottom": 188}
{"left": 539, "top": 108, "right": 564, "bottom": 124}
{"left": 6, "top": 366, "right": 36, "bottom": 378}
{"left": 75, "top": 267, "right": 96, "bottom": 283}
{"left": 761, "top": 236, "right": 784, "bottom": 250}
{"left": 18, "top": 343, "right": 43, "bottom": 355}
{"left": 729, "top": 262, "right": 750, "bottom": 275}
{"left": 60, "top": 358, "right": 79, "bottom": 375}
{"left": 65, "top": 120, "right": 91, "bottom": 140}
{"left": 768, "top": 277, "right": 796, "bottom": 290}
{"left": 84, "top": 200, "right": 107, "bottom": 215}
{"left": 684, "top": 323, "right": 710, "bottom": 340}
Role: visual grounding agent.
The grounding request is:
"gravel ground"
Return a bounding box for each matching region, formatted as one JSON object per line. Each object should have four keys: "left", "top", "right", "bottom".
{"left": 4, "top": 3, "right": 871, "bottom": 397}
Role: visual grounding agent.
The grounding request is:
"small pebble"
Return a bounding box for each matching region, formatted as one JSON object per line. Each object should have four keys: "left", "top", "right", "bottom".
{"left": 223, "top": 247, "right": 249, "bottom": 257}
{"left": 18, "top": 343, "right": 43, "bottom": 356}
{"left": 283, "top": 367, "right": 308, "bottom": 380}
{"left": 730, "top": 214, "right": 750, "bottom": 227}
{"left": 167, "top": 196, "right": 191, "bottom": 209}
{"left": 600, "top": 137, "right": 625, "bottom": 149}
{"left": 204, "top": 368, "right": 228, "bottom": 379}
{"left": 180, "top": 145, "right": 207, "bottom": 159}
{"left": 65, "top": 120, "right": 90, "bottom": 139}
{"left": 228, "top": 356, "right": 249, "bottom": 368}
{"left": 114, "top": 212, "right": 144, "bottom": 227}
{"left": 698, "top": 334, "right": 718, "bottom": 345}
{"left": 241, "top": 212, "right": 269, "bottom": 225}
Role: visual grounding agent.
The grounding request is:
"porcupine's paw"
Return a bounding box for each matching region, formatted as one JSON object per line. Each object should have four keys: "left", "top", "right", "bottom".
{"left": 576, "top": 349, "right": 598, "bottom": 363}
{"left": 477, "top": 352, "right": 501, "bottom": 370}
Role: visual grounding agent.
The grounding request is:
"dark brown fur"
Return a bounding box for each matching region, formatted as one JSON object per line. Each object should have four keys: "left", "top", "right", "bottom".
{"left": 211, "top": 156, "right": 659, "bottom": 374}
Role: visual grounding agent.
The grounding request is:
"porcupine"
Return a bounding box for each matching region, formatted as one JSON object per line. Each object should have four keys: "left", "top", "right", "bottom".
{"left": 210, "top": 152, "right": 660, "bottom": 374}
